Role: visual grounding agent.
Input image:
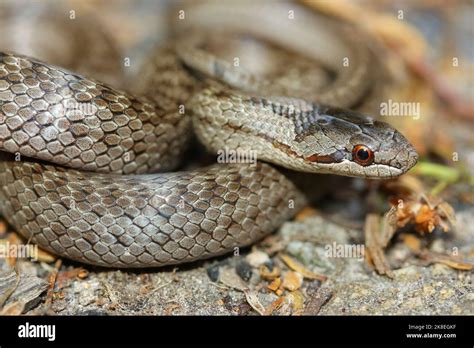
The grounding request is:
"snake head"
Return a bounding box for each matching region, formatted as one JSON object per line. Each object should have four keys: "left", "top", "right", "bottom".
{"left": 287, "top": 106, "right": 419, "bottom": 179}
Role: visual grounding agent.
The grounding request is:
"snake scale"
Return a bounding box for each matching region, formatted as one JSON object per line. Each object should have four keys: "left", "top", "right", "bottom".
{"left": 0, "top": 1, "right": 418, "bottom": 268}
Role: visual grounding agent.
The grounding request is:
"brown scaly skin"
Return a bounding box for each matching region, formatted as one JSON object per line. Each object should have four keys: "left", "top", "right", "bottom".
{"left": 0, "top": 1, "right": 417, "bottom": 268}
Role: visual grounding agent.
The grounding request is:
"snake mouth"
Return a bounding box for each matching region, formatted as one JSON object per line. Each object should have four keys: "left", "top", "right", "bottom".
{"left": 385, "top": 140, "right": 419, "bottom": 176}
{"left": 380, "top": 148, "right": 419, "bottom": 178}
{"left": 405, "top": 149, "right": 419, "bottom": 172}
{"left": 369, "top": 148, "right": 419, "bottom": 178}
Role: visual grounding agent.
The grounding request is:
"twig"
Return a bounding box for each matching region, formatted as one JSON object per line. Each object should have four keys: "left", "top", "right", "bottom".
{"left": 43, "top": 259, "right": 62, "bottom": 313}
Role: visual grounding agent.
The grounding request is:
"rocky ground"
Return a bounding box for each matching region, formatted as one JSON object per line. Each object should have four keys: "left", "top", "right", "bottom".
{"left": 1, "top": 202, "right": 472, "bottom": 315}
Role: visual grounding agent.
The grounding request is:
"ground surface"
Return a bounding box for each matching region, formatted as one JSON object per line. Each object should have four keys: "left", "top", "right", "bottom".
{"left": 1, "top": 205, "right": 472, "bottom": 315}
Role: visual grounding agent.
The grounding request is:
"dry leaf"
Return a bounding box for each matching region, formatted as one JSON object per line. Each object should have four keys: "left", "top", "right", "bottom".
{"left": 219, "top": 267, "right": 247, "bottom": 291}
{"left": 279, "top": 254, "right": 327, "bottom": 281}
{"left": 57, "top": 267, "right": 88, "bottom": 282}
{"left": 263, "top": 296, "right": 285, "bottom": 315}
{"left": 267, "top": 278, "right": 281, "bottom": 292}
{"left": 364, "top": 213, "right": 394, "bottom": 278}
{"left": 415, "top": 205, "right": 438, "bottom": 233}
{"left": 259, "top": 264, "right": 280, "bottom": 280}
{"left": 303, "top": 287, "right": 334, "bottom": 315}
{"left": 386, "top": 194, "right": 455, "bottom": 235}
{"left": 285, "top": 291, "right": 305, "bottom": 315}
{"left": 282, "top": 271, "right": 303, "bottom": 292}
{"left": 381, "top": 206, "right": 399, "bottom": 248}
{"left": 243, "top": 289, "right": 265, "bottom": 316}
{"left": 420, "top": 251, "right": 474, "bottom": 271}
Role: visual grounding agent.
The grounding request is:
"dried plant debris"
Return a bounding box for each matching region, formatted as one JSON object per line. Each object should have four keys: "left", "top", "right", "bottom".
{"left": 364, "top": 214, "right": 395, "bottom": 278}
{"left": 386, "top": 194, "right": 455, "bottom": 235}
{"left": 259, "top": 264, "right": 281, "bottom": 281}
{"left": 218, "top": 266, "right": 248, "bottom": 291}
{"left": 282, "top": 271, "right": 304, "bottom": 292}
{"left": 267, "top": 278, "right": 282, "bottom": 293}
{"left": 0, "top": 271, "right": 48, "bottom": 314}
{"left": 204, "top": 249, "right": 331, "bottom": 315}
{"left": 0, "top": 270, "right": 20, "bottom": 308}
{"left": 303, "top": 287, "right": 334, "bottom": 315}
{"left": 365, "top": 189, "right": 468, "bottom": 278}
{"left": 279, "top": 254, "right": 327, "bottom": 281}
{"left": 419, "top": 250, "right": 474, "bottom": 271}
{"left": 279, "top": 291, "right": 305, "bottom": 316}
{"left": 264, "top": 296, "right": 285, "bottom": 315}
{"left": 243, "top": 289, "right": 267, "bottom": 316}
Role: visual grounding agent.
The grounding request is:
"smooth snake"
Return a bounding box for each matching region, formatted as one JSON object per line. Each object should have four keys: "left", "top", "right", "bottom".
{"left": 0, "top": 1, "right": 418, "bottom": 267}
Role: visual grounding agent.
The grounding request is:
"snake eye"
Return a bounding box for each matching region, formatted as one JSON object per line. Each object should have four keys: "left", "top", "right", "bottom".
{"left": 352, "top": 145, "right": 374, "bottom": 166}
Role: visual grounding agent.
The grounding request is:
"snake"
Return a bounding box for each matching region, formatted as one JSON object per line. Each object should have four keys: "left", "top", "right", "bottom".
{"left": 0, "top": 1, "right": 418, "bottom": 268}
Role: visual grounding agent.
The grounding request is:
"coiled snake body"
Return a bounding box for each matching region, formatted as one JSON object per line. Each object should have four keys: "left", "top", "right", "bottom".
{"left": 0, "top": 1, "right": 418, "bottom": 267}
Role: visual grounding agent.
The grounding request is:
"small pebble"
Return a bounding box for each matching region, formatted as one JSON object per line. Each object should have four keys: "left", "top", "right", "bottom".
{"left": 245, "top": 249, "right": 270, "bottom": 268}
{"left": 206, "top": 264, "right": 220, "bottom": 282}
{"left": 306, "top": 279, "right": 322, "bottom": 295}
{"left": 430, "top": 239, "right": 446, "bottom": 253}
{"left": 235, "top": 260, "right": 252, "bottom": 282}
